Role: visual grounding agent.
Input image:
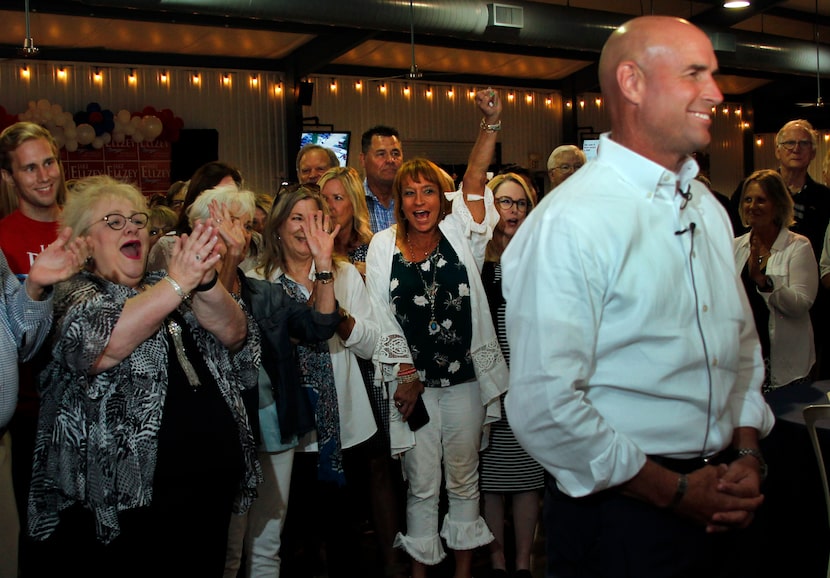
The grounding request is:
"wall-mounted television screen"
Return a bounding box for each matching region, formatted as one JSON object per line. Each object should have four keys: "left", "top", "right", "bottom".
{"left": 300, "top": 131, "right": 351, "bottom": 167}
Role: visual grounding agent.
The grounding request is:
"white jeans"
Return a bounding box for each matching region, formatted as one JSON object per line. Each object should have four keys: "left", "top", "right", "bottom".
{"left": 393, "top": 381, "right": 493, "bottom": 565}
{"left": 225, "top": 448, "right": 294, "bottom": 578}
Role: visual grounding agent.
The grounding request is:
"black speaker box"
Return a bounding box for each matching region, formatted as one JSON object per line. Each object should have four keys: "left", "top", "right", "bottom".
{"left": 298, "top": 81, "right": 314, "bottom": 106}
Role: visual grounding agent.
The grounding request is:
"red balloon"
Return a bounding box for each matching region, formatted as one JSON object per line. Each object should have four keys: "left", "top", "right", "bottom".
{"left": 89, "top": 111, "right": 103, "bottom": 124}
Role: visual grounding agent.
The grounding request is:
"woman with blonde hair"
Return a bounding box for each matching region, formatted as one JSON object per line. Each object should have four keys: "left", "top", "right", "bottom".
{"left": 734, "top": 168, "right": 818, "bottom": 390}
{"left": 28, "top": 175, "right": 260, "bottom": 577}
{"left": 479, "top": 172, "right": 543, "bottom": 578}
{"left": 317, "top": 167, "right": 373, "bottom": 268}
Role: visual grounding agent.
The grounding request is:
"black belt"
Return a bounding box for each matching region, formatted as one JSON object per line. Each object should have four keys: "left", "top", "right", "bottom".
{"left": 649, "top": 449, "right": 735, "bottom": 474}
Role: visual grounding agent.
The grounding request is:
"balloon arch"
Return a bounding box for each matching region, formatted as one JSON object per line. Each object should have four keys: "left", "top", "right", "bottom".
{"left": 0, "top": 100, "right": 184, "bottom": 150}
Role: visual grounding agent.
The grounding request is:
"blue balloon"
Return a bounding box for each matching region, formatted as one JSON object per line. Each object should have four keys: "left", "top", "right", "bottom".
{"left": 86, "top": 102, "right": 102, "bottom": 113}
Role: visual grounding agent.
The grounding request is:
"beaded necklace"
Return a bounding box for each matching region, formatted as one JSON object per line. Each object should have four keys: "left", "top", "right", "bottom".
{"left": 407, "top": 235, "right": 442, "bottom": 335}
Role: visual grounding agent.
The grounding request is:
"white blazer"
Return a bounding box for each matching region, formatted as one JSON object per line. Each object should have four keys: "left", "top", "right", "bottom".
{"left": 734, "top": 227, "right": 818, "bottom": 387}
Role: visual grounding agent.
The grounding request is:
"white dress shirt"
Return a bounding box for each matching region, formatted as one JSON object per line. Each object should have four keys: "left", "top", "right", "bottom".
{"left": 502, "top": 133, "right": 774, "bottom": 497}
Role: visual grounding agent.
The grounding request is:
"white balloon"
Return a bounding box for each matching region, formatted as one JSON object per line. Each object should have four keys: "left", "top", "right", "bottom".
{"left": 76, "top": 123, "right": 95, "bottom": 145}
{"left": 54, "top": 134, "right": 66, "bottom": 149}
{"left": 64, "top": 127, "right": 76, "bottom": 140}
{"left": 141, "top": 115, "right": 163, "bottom": 140}
{"left": 37, "top": 98, "right": 51, "bottom": 111}
{"left": 92, "top": 137, "right": 104, "bottom": 149}
{"left": 51, "top": 103, "right": 63, "bottom": 117}
{"left": 132, "top": 130, "right": 146, "bottom": 143}
{"left": 112, "top": 130, "right": 126, "bottom": 143}
{"left": 65, "top": 140, "right": 79, "bottom": 152}
{"left": 117, "top": 109, "right": 131, "bottom": 125}
{"left": 101, "top": 132, "right": 112, "bottom": 144}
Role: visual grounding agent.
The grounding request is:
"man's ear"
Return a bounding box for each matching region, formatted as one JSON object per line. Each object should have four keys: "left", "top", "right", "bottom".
{"left": 0, "top": 169, "right": 12, "bottom": 186}
{"left": 617, "top": 61, "right": 645, "bottom": 105}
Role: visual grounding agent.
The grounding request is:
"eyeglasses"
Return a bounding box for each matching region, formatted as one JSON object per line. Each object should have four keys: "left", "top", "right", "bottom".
{"left": 98, "top": 212, "right": 150, "bottom": 231}
{"left": 551, "top": 163, "right": 583, "bottom": 173}
{"left": 778, "top": 140, "right": 813, "bottom": 151}
{"left": 495, "top": 197, "right": 529, "bottom": 212}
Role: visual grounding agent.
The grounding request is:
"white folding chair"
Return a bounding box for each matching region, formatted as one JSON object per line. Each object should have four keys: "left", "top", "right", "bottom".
{"left": 803, "top": 404, "right": 830, "bottom": 578}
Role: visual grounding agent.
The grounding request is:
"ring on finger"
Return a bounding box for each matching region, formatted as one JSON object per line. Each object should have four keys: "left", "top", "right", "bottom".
{"left": 395, "top": 401, "right": 403, "bottom": 408}
{"left": 195, "top": 254, "right": 202, "bottom": 261}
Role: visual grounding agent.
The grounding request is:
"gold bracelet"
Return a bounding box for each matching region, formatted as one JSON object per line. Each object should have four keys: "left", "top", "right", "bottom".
{"left": 480, "top": 117, "right": 502, "bottom": 133}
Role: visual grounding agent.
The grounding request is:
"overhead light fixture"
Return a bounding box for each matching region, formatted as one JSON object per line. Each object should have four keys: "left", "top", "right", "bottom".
{"left": 93, "top": 67, "right": 103, "bottom": 83}
{"left": 723, "top": 1, "right": 750, "bottom": 8}
{"left": 19, "top": 0, "right": 38, "bottom": 57}
{"left": 250, "top": 74, "right": 259, "bottom": 87}
{"left": 160, "top": 70, "right": 169, "bottom": 84}
{"left": 21, "top": 65, "right": 30, "bottom": 80}
{"left": 222, "top": 73, "right": 231, "bottom": 87}
{"left": 128, "top": 68, "right": 137, "bottom": 85}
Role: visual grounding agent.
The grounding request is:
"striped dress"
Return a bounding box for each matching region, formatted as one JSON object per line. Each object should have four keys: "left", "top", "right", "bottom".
{"left": 478, "top": 259, "right": 545, "bottom": 493}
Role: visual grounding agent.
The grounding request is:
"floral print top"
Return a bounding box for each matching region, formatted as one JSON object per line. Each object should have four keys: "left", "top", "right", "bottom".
{"left": 390, "top": 235, "right": 475, "bottom": 387}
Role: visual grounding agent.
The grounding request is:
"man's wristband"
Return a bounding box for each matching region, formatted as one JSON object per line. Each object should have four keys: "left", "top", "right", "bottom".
{"left": 669, "top": 474, "right": 688, "bottom": 508}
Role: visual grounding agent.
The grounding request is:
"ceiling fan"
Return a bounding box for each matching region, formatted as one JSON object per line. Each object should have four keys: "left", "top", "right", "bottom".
{"left": 796, "top": 0, "right": 824, "bottom": 108}
{"left": 373, "top": 0, "right": 454, "bottom": 83}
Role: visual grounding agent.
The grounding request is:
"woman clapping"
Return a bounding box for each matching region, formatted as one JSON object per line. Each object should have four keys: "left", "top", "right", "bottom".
{"left": 28, "top": 175, "right": 261, "bottom": 578}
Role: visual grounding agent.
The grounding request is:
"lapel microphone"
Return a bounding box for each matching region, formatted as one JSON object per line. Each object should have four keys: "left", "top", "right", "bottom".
{"left": 677, "top": 185, "right": 692, "bottom": 210}
{"left": 675, "top": 222, "right": 697, "bottom": 236}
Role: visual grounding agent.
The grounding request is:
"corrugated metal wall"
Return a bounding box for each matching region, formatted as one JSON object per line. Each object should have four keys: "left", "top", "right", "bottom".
{"left": 1, "top": 61, "right": 286, "bottom": 194}
{"left": 4, "top": 61, "right": 823, "bottom": 198}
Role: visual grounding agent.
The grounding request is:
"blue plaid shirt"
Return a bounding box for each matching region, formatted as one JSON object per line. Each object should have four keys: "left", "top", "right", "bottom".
{"left": 364, "top": 179, "right": 396, "bottom": 233}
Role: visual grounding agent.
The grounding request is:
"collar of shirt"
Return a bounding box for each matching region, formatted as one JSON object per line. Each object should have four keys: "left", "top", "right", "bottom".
{"left": 598, "top": 132, "right": 699, "bottom": 208}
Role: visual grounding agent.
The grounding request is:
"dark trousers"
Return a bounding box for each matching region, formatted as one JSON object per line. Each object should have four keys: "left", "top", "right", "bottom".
{"left": 280, "top": 449, "right": 369, "bottom": 578}
{"left": 26, "top": 468, "right": 240, "bottom": 578}
{"left": 543, "top": 476, "right": 751, "bottom": 578}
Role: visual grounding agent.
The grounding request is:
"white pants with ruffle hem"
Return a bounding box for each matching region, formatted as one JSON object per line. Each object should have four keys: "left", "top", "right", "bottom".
{"left": 393, "top": 381, "right": 494, "bottom": 565}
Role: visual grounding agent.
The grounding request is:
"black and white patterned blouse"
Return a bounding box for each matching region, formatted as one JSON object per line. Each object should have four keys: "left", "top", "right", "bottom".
{"left": 28, "top": 271, "right": 262, "bottom": 544}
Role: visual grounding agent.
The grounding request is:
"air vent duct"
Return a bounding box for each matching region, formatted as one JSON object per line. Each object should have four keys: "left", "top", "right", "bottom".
{"left": 487, "top": 3, "right": 523, "bottom": 29}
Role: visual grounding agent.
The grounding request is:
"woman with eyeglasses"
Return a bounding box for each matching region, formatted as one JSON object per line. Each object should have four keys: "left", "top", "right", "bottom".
{"left": 27, "top": 175, "right": 261, "bottom": 577}
{"left": 365, "top": 89, "right": 508, "bottom": 578}
{"left": 478, "top": 173, "right": 543, "bottom": 578}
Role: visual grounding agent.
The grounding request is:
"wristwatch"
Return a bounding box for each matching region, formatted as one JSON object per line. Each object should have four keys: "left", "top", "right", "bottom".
{"left": 736, "top": 448, "right": 768, "bottom": 482}
{"left": 315, "top": 270, "right": 334, "bottom": 284}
